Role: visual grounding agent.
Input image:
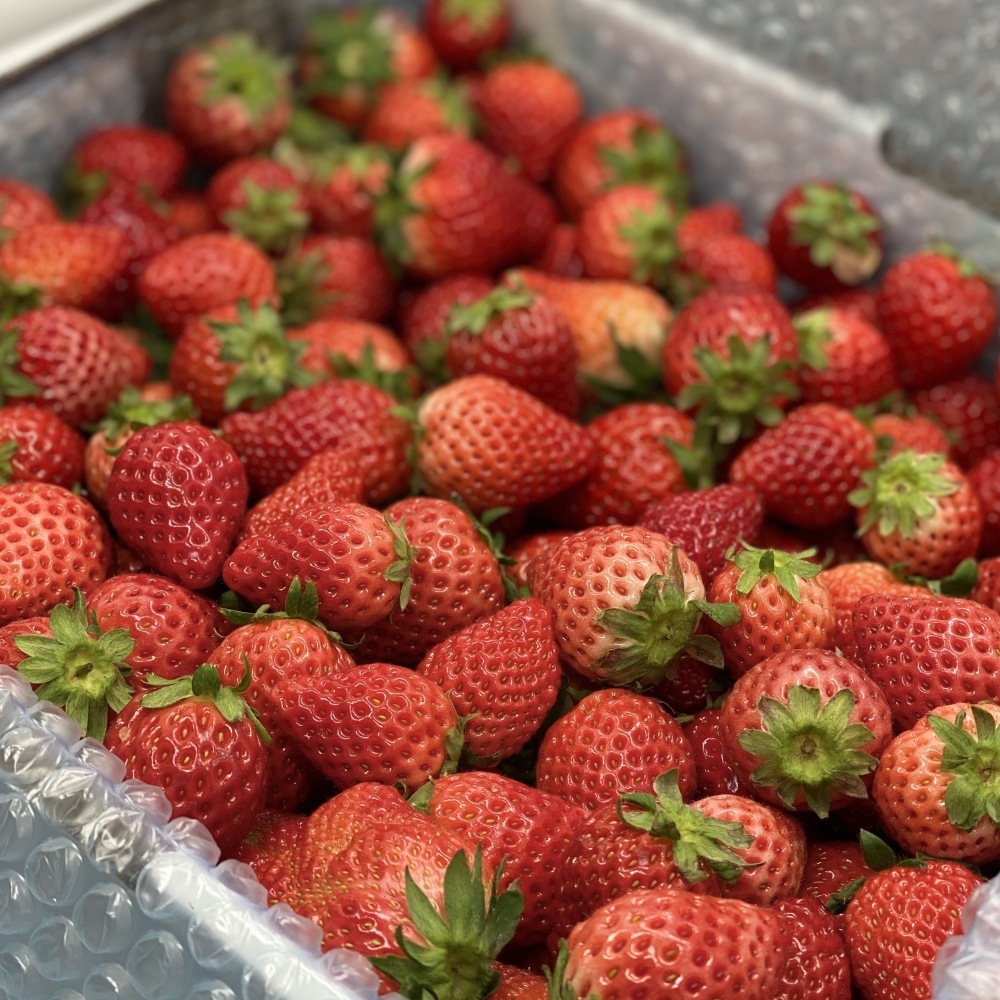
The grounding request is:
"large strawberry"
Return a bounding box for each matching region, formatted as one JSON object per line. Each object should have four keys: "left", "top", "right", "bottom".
{"left": 0, "top": 483, "right": 113, "bottom": 625}
{"left": 104, "top": 662, "right": 270, "bottom": 856}
{"left": 0, "top": 404, "right": 84, "bottom": 489}
{"left": 106, "top": 422, "right": 248, "bottom": 590}
{"left": 851, "top": 592, "right": 1000, "bottom": 731}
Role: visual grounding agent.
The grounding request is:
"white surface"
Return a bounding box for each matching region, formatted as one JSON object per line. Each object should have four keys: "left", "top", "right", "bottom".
{"left": 0, "top": 0, "right": 158, "bottom": 80}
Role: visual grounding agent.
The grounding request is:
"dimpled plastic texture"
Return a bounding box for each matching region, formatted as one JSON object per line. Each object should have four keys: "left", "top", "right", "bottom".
{"left": 0, "top": 1, "right": 1000, "bottom": 996}
{"left": 0, "top": 667, "right": 396, "bottom": 1000}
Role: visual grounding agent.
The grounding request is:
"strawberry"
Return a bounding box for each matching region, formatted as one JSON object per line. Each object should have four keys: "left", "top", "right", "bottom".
{"left": 438, "top": 284, "right": 579, "bottom": 417}
{"left": 238, "top": 446, "right": 365, "bottom": 542}
{"left": 873, "top": 702, "right": 1000, "bottom": 864}
{"left": 219, "top": 379, "right": 412, "bottom": 502}
{"left": 137, "top": 232, "right": 277, "bottom": 338}
{"left": 718, "top": 649, "right": 892, "bottom": 817}
{"left": 576, "top": 184, "right": 679, "bottom": 288}
{"left": 506, "top": 529, "right": 572, "bottom": 593}
{"left": 796, "top": 285, "right": 881, "bottom": 326}
{"left": 205, "top": 156, "right": 309, "bottom": 254}
{"left": 0, "top": 616, "right": 51, "bottom": 671}
{"left": 868, "top": 411, "right": 952, "bottom": 457}
{"left": 0, "top": 404, "right": 84, "bottom": 489}
{"left": 223, "top": 501, "right": 411, "bottom": 631}
{"left": 670, "top": 231, "right": 778, "bottom": 302}
{"left": 914, "top": 370, "right": 1000, "bottom": 468}
{"left": 705, "top": 546, "right": 835, "bottom": 678}
{"left": 278, "top": 234, "right": 396, "bottom": 327}
{"left": 0, "top": 179, "right": 59, "bottom": 243}
{"left": 798, "top": 837, "right": 876, "bottom": 908}
{"left": 424, "top": 770, "right": 584, "bottom": 949}
{"left": 771, "top": 895, "right": 852, "bottom": 1000}
{"left": 347, "top": 496, "right": 506, "bottom": 668}
{"left": 793, "top": 307, "right": 900, "bottom": 408}
{"left": 851, "top": 592, "right": 1000, "bottom": 731}
{"left": 106, "top": 421, "right": 249, "bottom": 590}
{"left": 639, "top": 484, "right": 765, "bottom": 584}
{"left": 0, "top": 221, "right": 131, "bottom": 320}
{"left": 104, "top": 662, "right": 270, "bottom": 856}
{"left": 682, "top": 707, "right": 755, "bottom": 797}
{"left": 553, "top": 109, "right": 689, "bottom": 220}
{"left": 843, "top": 859, "right": 983, "bottom": 1000}
{"left": 530, "top": 223, "right": 584, "bottom": 279}
{"left": 544, "top": 402, "right": 693, "bottom": 528}
{"left": 969, "top": 451, "right": 1000, "bottom": 555}
{"left": 535, "top": 688, "right": 696, "bottom": 811}
{"left": 552, "top": 889, "right": 790, "bottom": 1000}
{"left": 68, "top": 124, "right": 189, "bottom": 200}
{"left": 299, "top": 7, "right": 438, "bottom": 129}
{"left": 728, "top": 403, "right": 876, "bottom": 529}
{"left": 416, "top": 597, "right": 561, "bottom": 763}
{"left": 233, "top": 809, "right": 308, "bottom": 890}
{"left": 848, "top": 450, "right": 982, "bottom": 578}
{"left": 474, "top": 60, "right": 583, "bottom": 183}
{"left": 876, "top": 244, "right": 997, "bottom": 389}
{"left": 414, "top": 374, "right": 597, "bottom": 513}
{"left": 421, "top": 0, "right": 511, "bottom": 72}
{"left": 0, "top": 483, "right": 112, "bottom": 624}
{"left": 400, "top": 272, "right": 494, "bottom": 369}
{"left": 973, "top": 554, "right": 1000, "bottom": 611}
{"left": 273, "top": 661, "right": 459, "bottom": 793}
{"left": 167, "top": 301, "right": 316, "bottom": 427}
{"left": 165, "top": 33, "right": 293, "bottom": 164}
{"left": 303, "top": 143, "right": 393, "bottom": 238}
{"left": 377, "top": 135, "right": 556, "bottom": 280}
{"left": 164, "top": 189, "right": 215, "bottom": 237}
{"left": 362, "top": 76, "right": 476, "bottom": 151}
{"left": 766, "top": 181, "right": 883, "bottom": 291}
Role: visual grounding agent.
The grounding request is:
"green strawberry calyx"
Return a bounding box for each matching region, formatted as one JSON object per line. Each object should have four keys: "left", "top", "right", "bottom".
{"left": 730, "top": 544, "right": 822, "bottom": 602}
{"left": 824, "top": 828, "right": 903, "bottom": 913}
{"left": 384, "top": 515, "right": 416, "bottom": 610}
{"left": 370, "top": 846, "right": 523, "bottom": 1000}
{"left": 582, "top": 322, "right": 667, "bottom": 409}
{"left": 221, "top": 180, "right": 310, "bottom": 255}
{"left": 141, "top": 661, "right": 271, "bottom": 746}
{"left": 787, "top": 182, "right": 881, "bottom": 284}
{"left": 210, "top": 300, "right": 318, "bottom": 414}
{"left": 202, "top": 33, "right": 292, "bottom": 126}
{"left": 924, "top": 240, "right": 987, "bottom": 281}
{"left": 276, "top": 246, "right": 338, "bottom": 328}
{"left": 0, "top": 439, "right": 18, "bottom": 484}
{"left": 441, "top": 0, "right": 506, "bottom": 33}
{"left": 599, "top": 122, "right": 690, "bottom": 210}
{"left": 0, "top": 280, "right": 43, "bottom": 328}
{"left": 303, "top": 8, "right": 396, "bottom": 100}
{"left": 847, "top": 449, "right": 958, "bottom": 539}
{"left": 618, "top": 769, "right": 754, "bottom": 884}
{"left": 618, "top": 198, "right": 679, "bottom": 290}
{"left": 220, "top": 576, "right": 343, "bottom": 640}
{"left": 96, "top": 386, "right": 197, "bottom": 453}
{"left": 929, "top": 705, "right": 1000, "bottom": 833}
{"left": 793, "top": 307, "right": 834, "bottom": 372}
{"left": 374, "top": 158, "right": 433, "bottom": 273}
{"left": 0, "top": 326, "right": 41, "bottom": 403}
{"left": 595, "top": 547, "right": 741, "bottom": 688}
{"left": 446, "top": 286, "right": 535, "bottom": 337}
{"left": 14, "top": 590, "right": 135, "bottom": 742}
{"left": 328, "top": 339, "right": 420, "bottom": 403}
{"left": 737, "top": 686, "right": 877, "bottom": 818}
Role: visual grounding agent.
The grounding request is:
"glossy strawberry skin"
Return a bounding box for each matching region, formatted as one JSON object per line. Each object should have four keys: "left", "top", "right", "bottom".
{"left": 273, "top": 663, "right": 458, "bottom": 794}
{"left": 915, "top": 371, "right": 1000, "bottom": 469}
{"left": 683, "top": 707, "right": 755, "bottom": 797}
{"left": 0, "top": 405, "right": 84, "bottom": 488}
{"left": 852, "top": 592, "right": 1000, "bottom": 732}
{"left": 0, "top": 483, "right": 113, "bottom": 625}
{"left": 536, "top": 688, "right": 696, "bottom": 811}
{"left": 106, "top": 422, "right": 248, "bottom": 591}
{"left": 772, "top": 895, "right": 851, "bottom": 1000}
{"left": 798, "top": 839, "right": 875, "bottom": 908}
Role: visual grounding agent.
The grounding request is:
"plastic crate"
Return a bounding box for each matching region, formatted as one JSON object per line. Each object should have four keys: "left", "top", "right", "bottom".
{"left": 1, "top": 1, "right": 999, "bottom": 998}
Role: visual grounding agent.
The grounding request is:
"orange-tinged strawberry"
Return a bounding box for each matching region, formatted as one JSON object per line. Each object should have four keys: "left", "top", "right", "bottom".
{"left": 69, "top": 124, "right": 189, "bottom": 200}
{"left": 0, "top": 179, "right": 58, "bottom": 243}
{"left": 363, "top": 75, "right": 476, "bottom": 150}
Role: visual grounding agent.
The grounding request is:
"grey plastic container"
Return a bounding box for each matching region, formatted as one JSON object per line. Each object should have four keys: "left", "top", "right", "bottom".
{"left": 1, "top": 1, "right": 999, "bottom": 997}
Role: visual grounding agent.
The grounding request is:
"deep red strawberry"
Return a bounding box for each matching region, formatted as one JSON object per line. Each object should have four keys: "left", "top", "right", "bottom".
{"left": 0, "top": 404, "right": 84, "bottom": 489}
{"left": 969, "top": 450, "right": 1000, "bottom": 555}
{"left": 69, "top": 124, "right": 189, "bottom": 200}
{"left": 772, "top": 895, "right": 852, "bottom": 1000}
{"left": 671, "top": 231, "right": 778, "bottom": 302}
{"left": 421, "top": 0, "right": 511, "bottom": 72}
{"left": 914, "top": 370, "right": 1000, "bottom": 469}
{"left": 303, "top": 142, "right": 393, "bottom": 238}
{"left": 683, "top": 707, "right": 755, "bottom": 797}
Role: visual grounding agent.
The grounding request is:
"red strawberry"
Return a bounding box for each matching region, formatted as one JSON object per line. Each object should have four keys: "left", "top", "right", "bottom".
{"left": 421, "top": 0, "right": 511, "bottom": 72}
{"left": 416, "top": 597, "right": 561, "bottom": 763}
{"left": 729, "top": 403, "right": 876, "bottom": 530}
{"left": 362, "top": 76, "right": 476, "bottom": 151}
{"left": 798, "top": 838, "right": 876, "bottom": 908}
{"left": 165, "top": 33, "right": 293, "bottom": 165}
{"left": 914, "top": 370, "right": 1000, "bottom": 469}
{"left": 766, "top": 181, "right": 883, "bottom": 291}
{"left": 303, "top": 142, "right": 393, "bottom": 238}
{"left": 530, "top": 222, "right": 584, "bottom": 279}
{"left": 474, "top": 60, "right": 583, "bottom": 183}
{"left": 273, "top": 662, "right": 458, "bottom": 793}
{"left": 869, "top": 411, "right": 952, "bottom": 457}
{"left": 553, "top": 889, "right": 790, "bottom": 1000}
{"left": 223, "top": 501, "right": 410, "bottom": 631}
{"left": 843, "top": 859, "right": 983, "bottom": 1000}
{"left": 876, "top": 244, "right": 996, "bottom": 389}
{"left": 0, "top": 483, "right": 112, "bottom": 624}
{"left": 506, "top": 529, "right": 572, "bottom": 593}
{"left": 851, "top": 592, "right": 1000, "bottom": 731}
{"left": 164, "top": 189, "right": 215, "bottom": 237}
{"left": 969, "top": 450, "right": 1000, "bottom": 555}
{"left": 553, "top": 109, "right": 689, "bottom": 220}
{"left": 232, "top": 809, "right": 307, "bottom": 890}
{"left": 0, "top": 405, "right": 84, "bottom": 489}
{"left": 973, "top": 554, "right": 1000, "bottom": 611}
{"left": 796, "top": 285, "right": 881, "bottom": 326}
{"left": 671, "top": 231, "right": 778, "bottom": 302}
{"left": 535, "top": 688, "right": 696, "bottom": 811}
{"left": 718, "top": 649, "right": 892, "bottom": 817}
{"left": 848, "top": 450, "right": 982, "bottom": 578}
{"left": 69, "top": 125, "right": 189, "bottom": 200}
{"left": 639, "top": 484, "right": 765, "bottom": 584}
{"left": 376, "top": 135, "right": 556, "bottom": 280}
{"left": 104, "top": 663, "right": 270, "bottom": 856}
{"left": 772, "top": 895, "right": 852, "bottom": 1000}
{"left": 873, "top": 702, "right": 1000, "bottom": 864}
{"left": 106, "top": 421, "right": 249, "bottom": 590}
{"left": 683, "top": 707, "right": 755, "bottom": 797}
{"left": 138, "top": 232, "right": 277, "bottom": 338}
{"left": 414, "top": 374, "right": 597, "bottom": 513}
{"left": 0, "top": 616, "right": 51, "bottom": 671}
{"left": 347, "top": 496, "right": 506, "bottom": 668}
{"left": 0, "top": 179, "right": 59, "bottom": 242}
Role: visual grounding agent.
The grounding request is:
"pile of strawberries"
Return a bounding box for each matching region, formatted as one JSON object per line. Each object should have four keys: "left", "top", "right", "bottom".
{"left": 2, "top": 1, "right": 1000, "bottom": 997}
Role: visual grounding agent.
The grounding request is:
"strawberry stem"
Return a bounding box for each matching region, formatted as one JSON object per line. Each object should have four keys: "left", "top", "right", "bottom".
{"left": 929, "top": 707, "right": 1000, "bottom": 832}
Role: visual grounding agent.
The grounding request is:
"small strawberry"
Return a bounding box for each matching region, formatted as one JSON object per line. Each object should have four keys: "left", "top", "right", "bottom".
{"left": 670, "top": 231, "right": 778, "bottom": 302}
{"left": 106, "top": 421, "right": 249, "bottom": 590}
{"left": 0, "top": 404, "right": 84, "bottom": 489}
{"left": 421, "top": 0, "right": 511, "bottom": 72}
{"left": 163, "top": 189, "right": 215, "bottom": 237}
{"left": 506, "top": 529, "right": 572, "bottom": 593}
{"left": 682, "top": 707, "right": 755, "bottom": 797}
{"left": 165, "top": 33, "right": 293, "bottom": 164}
{"left": 362, "top": 76, "right": 476, "bottom": 151}
{"left": 876, "top": 243, "right": 996, "bottom": 389}
{"left": 303, "top": 142, "right": 393, "bottom": 238}
{"left": 914, "top": 370, "right": 1000, "bottom": 469}
{"left": 0, "top": 483, "right": 113, "bottom": 625}
{"left": 105, "top": 662, "right": 270, "bottom": 856}
{"left": 68, "top": 124, "right": 189, "bottom": 200}
{"left": 0, "top": 179, "right": 59, "bottom": 243}
{"left": 796, "top": 285, "right": 881, "bottom": 326}
{"left": 771, "top": 895, "right": 852, "bottom": 1000}
{"left": 766, "top": 181, "right": 883, "bottom": 291}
